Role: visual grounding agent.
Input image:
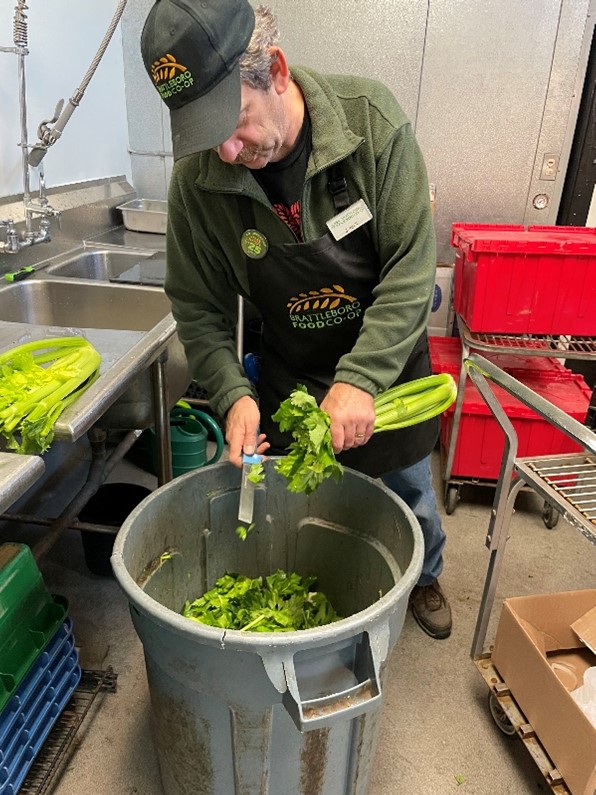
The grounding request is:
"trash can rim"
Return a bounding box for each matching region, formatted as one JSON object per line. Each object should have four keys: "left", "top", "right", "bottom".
{"left": 111, "top": 461, "right": 424, "bottom": 650}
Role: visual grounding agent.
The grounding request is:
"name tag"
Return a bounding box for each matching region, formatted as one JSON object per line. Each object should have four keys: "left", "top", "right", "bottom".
{"left": 326, "top": 199, "right": 373, "bottom": 241}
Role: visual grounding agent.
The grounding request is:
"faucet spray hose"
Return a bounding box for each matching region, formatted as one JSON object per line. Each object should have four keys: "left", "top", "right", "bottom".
{"left": 27, "top": 0, "right": 129, "bottom": 167}
{"left": 13, "top": 0, "right": 28, "bottom": 48}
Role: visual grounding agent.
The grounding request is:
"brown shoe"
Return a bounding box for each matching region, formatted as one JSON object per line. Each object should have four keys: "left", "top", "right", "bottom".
{"left": 410, "top": 580, "right": 452, "bottom": 639}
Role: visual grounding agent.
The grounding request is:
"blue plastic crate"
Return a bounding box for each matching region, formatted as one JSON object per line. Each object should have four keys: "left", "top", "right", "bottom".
{"left": 0, "top": 618, "right": 81, "bottom": 794}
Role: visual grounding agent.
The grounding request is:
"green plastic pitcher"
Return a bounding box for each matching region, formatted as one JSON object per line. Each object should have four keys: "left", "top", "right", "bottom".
{"left": 149, "top": 405, "right": 225, "bottom": 478}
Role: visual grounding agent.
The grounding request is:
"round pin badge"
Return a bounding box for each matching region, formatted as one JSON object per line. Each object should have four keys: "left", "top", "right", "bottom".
{"left": 241, "top": 228, "right": 268, "bottom": 259}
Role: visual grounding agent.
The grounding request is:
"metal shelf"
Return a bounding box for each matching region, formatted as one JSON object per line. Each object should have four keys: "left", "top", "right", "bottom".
{"left": 515, "top": 453, "right": 596, "bottom": 544}
{"left": 459, "top": 319, "right": 596, "bottom": 360}
{"left": 442, "top": 316, "right": 596, "bottom": 513}
{"left": 467, "top": 353, "right": 596, "bottom": 659}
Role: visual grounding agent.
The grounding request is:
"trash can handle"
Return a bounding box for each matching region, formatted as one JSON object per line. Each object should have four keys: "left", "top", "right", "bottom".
{"left": 262, "top": 626, "right": 389, "bottom": 732}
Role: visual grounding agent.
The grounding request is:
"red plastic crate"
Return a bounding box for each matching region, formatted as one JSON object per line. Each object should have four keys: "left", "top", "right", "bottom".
{"left": 442, "top": 371, "right": 591, "bottom": 481}
{"left": 451, "top": 224, "right": 596, "bottom": 335}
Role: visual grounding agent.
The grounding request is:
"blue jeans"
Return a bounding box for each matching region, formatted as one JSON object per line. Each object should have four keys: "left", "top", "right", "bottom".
{"left": 381, "top": 454, "right": 445, "bottom": 586}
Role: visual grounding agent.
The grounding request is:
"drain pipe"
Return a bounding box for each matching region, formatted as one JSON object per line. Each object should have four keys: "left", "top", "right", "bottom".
{"left": 32, "top": 426, "right": 142, "bottom": 562}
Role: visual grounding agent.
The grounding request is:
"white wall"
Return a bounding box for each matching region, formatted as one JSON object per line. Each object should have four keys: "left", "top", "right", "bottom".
{"left": 0, "top": 1, "right": 131, "bottom": 199}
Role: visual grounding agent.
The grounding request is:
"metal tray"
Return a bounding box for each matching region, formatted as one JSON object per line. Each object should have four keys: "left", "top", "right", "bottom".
{"left": 116, "top": 199, "right": 167, "bottom": 235}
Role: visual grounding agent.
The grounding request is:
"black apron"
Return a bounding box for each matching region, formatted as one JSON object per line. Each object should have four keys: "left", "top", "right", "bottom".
{"left": 239, "top": 168, "right": 438, "bottom": 478}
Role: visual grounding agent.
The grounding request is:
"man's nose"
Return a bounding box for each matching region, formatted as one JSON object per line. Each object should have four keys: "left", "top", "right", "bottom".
{"left": 215, "top": 136, "right": 244, "bottom": 164}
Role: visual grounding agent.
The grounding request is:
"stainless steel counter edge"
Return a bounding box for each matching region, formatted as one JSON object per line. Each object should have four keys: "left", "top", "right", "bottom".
{"left": 54, "top": 313, "right": 177, "bottom": 440}
{"left": 0, "top": 309, "right": 177, "bottom": 444}
{"left": 0, "top": 452, "right": 45, "bottom": 514}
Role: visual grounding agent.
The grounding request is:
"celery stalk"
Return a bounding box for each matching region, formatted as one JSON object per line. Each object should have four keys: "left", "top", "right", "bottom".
{"left": 0, "top": 337, "right": 102, "bottom": 454}
{"left": 373, "top": 374, "right": 457, "bottom": 433}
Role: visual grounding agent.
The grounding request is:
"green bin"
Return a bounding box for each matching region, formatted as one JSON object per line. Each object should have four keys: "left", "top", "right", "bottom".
{"left": 111, "top": 460, "right": 423, "bottom": 794}
{"left": 0, "top": 543, "right": 67, "bottom": 712}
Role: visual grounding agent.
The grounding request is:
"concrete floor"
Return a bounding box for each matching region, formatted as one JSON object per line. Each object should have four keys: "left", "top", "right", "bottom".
{"left": 2, "top": 446, "right": 594, "bottom": 795}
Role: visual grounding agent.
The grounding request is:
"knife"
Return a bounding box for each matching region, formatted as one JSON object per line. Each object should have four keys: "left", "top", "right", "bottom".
{"left": 238, "top": 451, "right": 262, "bottom": 524}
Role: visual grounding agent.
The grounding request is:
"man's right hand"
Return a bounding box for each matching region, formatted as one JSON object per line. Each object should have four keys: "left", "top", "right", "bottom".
{"left": 225, "top": 395, "right": 269, "bottom": 467}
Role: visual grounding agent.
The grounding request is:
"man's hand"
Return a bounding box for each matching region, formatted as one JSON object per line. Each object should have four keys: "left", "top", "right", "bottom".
{"left": 225, "top": 395, "right": 270, "bottom": 467}
{"left": 320, "top": 383, "right": 375, "bottom": 453}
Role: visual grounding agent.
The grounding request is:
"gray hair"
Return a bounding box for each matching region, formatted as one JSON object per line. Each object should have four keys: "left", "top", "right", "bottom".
{"left": 239, "top": 5, "right": 280, "bottom": 90}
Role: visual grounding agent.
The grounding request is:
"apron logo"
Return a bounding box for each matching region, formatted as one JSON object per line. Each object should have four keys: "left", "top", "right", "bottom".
{"left": 287, "top": 284, "right": 362, "bottom": 330}
{"left": 241, "top": 229, "right": 269, "bottom": 259}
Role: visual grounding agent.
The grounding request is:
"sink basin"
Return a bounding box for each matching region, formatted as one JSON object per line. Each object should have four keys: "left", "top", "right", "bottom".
{"left": 0, "top": 277, "right": 190, "bottom": 433}
{"left": 37, "top": 246, "right": 162, "bottom": 282}
{"left": 0, "top": 278, "right": 169, "bottom": 329}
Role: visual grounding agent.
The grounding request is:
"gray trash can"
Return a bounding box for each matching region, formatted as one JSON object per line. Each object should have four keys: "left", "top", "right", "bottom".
{"left": 111, "top": 459, "right": 423, "bottom": 795}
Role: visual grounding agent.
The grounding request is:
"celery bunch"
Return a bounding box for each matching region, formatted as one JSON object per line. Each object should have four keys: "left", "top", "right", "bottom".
{"left": 0, "top": 336, "right": 101, "bottom": 454}
{"left": 374, "top": 373, "right": 457, "bottom": 431}
{"left": 271, "top": 375, "right": 456, "bottom": 495}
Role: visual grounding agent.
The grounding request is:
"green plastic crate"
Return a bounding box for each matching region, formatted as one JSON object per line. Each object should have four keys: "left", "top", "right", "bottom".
{"left": 0, "top": 543, "right": 68, "bottom": 713}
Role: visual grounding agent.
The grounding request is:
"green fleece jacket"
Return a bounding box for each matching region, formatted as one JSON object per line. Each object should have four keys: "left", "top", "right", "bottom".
{"left": 165, "top": 66, "right": 437, "bottom": 419}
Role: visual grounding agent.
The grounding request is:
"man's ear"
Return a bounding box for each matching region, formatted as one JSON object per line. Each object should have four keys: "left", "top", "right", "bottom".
{"left": 270, "top": 47, "right": 291, "bottom": 94}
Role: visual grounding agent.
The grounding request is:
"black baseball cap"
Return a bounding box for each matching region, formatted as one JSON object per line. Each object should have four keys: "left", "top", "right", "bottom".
{"left": 141, "top": 0, "right": 255, "bottom": 160}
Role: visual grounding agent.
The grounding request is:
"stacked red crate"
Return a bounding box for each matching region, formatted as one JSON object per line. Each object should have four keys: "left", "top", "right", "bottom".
{"left": 451, "top": 224, "right": 596, "bottom": 335}
{"left": 429, "top": 336, "right": 592, "bottom": 480}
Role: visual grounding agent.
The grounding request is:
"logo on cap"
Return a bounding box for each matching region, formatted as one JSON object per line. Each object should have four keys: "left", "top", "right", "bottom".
{"left": 150, "top": 54, "right": 194, "bottom": 101}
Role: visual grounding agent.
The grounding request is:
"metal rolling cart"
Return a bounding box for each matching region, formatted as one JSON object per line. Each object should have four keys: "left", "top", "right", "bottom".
{"left": 466, "top": 352, "right": 596, "bottom": 794}
{"left": 442, "top": 314, "right": 596, "bottom": 520}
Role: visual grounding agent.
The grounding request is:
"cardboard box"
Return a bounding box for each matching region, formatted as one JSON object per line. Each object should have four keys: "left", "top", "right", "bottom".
{"left": 492, "top": 590, "right": 596, "bottom": 795}
{"left": 573, "top": 606, "right": 596, "bottom": 654}
{"left": 428, "top": 265, "right": 454, "bottom": 336}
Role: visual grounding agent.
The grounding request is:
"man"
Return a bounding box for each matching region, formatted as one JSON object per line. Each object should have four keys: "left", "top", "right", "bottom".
{"left": 141, "top": 0, "right": 452, "bottom": 639}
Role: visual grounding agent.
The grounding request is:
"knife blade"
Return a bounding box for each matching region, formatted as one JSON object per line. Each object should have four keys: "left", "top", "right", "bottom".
{"left": 238, "top": 452, "right": 262, "bottom": 524}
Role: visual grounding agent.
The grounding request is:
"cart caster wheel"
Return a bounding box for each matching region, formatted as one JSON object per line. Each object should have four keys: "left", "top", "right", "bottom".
{"left": 488, "top": 692, "right": 516, "bottom": 736}
{"left": 542, "top": 502, "right": 560, "bottom": 529}
{"left": 445, "top": 485, "right": 459, "bottom": 515}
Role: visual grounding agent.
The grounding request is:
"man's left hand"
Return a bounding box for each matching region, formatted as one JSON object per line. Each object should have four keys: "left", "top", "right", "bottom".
{"left": 320, "top": 383, "right": 375, "bottom": 453}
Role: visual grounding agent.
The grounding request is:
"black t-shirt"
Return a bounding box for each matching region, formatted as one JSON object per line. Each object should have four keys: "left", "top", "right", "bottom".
{"left": 253, "top": 109, "right": 312, "bottom": 240}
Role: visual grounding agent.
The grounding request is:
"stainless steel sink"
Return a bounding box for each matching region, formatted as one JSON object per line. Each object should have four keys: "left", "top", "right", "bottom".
{"left": 0, "top": 278, "right": 168, "bottom": 329}
{"left": 0, "top": 277, "right": 190, "bottom": 433}
{"left": 36, "top": 245, "right": 165, "bottom": 284}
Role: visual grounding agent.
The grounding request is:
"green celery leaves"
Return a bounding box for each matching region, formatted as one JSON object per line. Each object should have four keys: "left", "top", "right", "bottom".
{"left": 272, "top": 385, "right": 343, "bottom": 495}
{"left": 181, "top": 569, "right": 340, "bottom": 632}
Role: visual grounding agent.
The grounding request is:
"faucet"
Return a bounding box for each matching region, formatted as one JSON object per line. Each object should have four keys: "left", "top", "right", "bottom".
{"left": 23, "top": 163, "right": 62, "bottom": 224}
{"left": 0, "top": 221, "right": 21, "bottom": 254}
{"left": 0, "top": 0, "right": 60, "bottom": 254}
{"left": 1, "top": 0, "right": 128, "bottom": 254}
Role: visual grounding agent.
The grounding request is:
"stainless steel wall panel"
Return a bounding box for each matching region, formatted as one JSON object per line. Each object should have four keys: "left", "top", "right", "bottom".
{"left": 524, "top": 0, "right": 594, "bottom": 226}
{"left": 267, "top": 1, "right": 428, "bottom": 125}
{"left": 130, "top": 153, "right": 168, "bottom": 204}
{"left": 122, "top": 0, "right": 171, "bottom": 198}
{"left": 416, "top": 0, "right": 562, "bottom": 260}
